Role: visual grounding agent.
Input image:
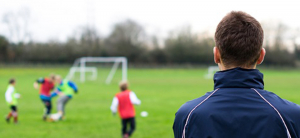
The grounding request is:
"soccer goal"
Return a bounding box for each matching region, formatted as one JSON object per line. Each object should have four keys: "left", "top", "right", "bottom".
{"left": 204, "top": 66, "right": 219, "bottom": 79}
{"left": 66, "top": 57, "right": 127, "bottom": 84}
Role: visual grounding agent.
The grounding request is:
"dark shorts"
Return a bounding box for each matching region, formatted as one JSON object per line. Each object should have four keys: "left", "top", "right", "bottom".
{"left": 42, "top": 99, "right": 52, "bottom": 106}
{"left": 10, "top": 105, "right": 17, "bottom": 112}
{"left": 121, "top": 117, "right": 136, "bottom": 135}
{"left": 40, "top": 94, "right": 51, "bottom": 101}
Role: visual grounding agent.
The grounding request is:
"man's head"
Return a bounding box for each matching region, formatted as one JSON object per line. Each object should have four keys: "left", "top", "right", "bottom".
{"left": 9, "top": 78, "right": 16, "bottom": 86}
{"left": 119, "top": 81, "right": 128, "bottom": 91}
{"left": 214, "top": 11, "right": 265, "bottom": 70}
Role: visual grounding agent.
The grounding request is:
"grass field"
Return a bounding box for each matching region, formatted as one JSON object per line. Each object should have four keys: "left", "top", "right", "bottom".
{"left": 0, "top": 67, "right": 299, "bottom": 138}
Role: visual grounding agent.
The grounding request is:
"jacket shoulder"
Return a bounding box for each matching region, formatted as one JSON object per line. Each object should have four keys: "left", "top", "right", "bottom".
{"left": 173, "top": 91, "right": 213, "bottom": 137}
{"left": 261, "top": 90, "right": 300, "bottom": 137}
{"left": 261, "top": 90, "right": 300, "bottom": 113}
{"left": 176, "top": 91, "right": 213, "bottom": 115}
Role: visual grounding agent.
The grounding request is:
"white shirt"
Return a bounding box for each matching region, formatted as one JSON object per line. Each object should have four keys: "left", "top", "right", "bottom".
{"left": 5, "top": 86, "right": 14, "bottom": 103}
{"left": 110, "top": 91, "right": 141, "bottom": 113}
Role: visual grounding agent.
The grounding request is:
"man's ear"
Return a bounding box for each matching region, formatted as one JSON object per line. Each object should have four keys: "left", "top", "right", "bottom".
{"left": 257, "top": 48, "right": 266, "bottom": 65}
{"left": 214, "top": 47, "right": 221, "bottom": 64}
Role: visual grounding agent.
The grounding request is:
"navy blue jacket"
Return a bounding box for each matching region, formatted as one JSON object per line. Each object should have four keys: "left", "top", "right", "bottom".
{"left": 173, "top": 68, "right": 300, "bottom": 138}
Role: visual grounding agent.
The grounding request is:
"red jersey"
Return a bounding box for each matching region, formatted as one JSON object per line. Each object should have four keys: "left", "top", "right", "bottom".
{"left": 39, "top": 78, "right": 54, "bottom": 97}
{"left": 116, "top": 90, "right": 135, "bottom": 119}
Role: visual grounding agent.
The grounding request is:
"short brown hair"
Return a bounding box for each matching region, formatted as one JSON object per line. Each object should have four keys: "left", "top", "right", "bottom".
{"left": 9, "top": 78, "right": 15, "bottom": 84}
{"left": 119, "top": 81, "right": 128, "bottom": 91}
{"left": 215, "top": 11, "right": 264, "bottom": 67}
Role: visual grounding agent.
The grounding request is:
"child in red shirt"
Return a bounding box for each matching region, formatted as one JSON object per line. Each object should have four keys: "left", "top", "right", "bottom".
{"left": 34, "top": 74, "right": 56, "bottom": 121}
{"left": 111, "top": 81, "right": 141, "bottom": 138}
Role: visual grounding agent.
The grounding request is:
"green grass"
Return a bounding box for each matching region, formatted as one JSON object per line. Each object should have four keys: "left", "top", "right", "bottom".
{"left": 0, "top": 68, "right": 299, "bottom": 137}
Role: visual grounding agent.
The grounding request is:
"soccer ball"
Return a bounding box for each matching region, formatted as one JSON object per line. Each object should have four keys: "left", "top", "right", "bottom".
{"left": 49, "top": 113, "right": 62, "bottom": 121}
{"left": 140, "top": 111, "right": 148, "bottom": 117}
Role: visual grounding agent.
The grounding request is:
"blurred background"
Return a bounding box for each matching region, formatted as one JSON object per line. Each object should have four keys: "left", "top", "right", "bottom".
{"left": 0, "top": 0, "right": 299, "bottom": 67}
{"left": 0, "top": 0, "right": 300, "bottom": 138}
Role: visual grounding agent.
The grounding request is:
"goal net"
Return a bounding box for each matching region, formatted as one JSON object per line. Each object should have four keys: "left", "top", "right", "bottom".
{"left": 66, "top": 57, "right": 127, "bottom": 84}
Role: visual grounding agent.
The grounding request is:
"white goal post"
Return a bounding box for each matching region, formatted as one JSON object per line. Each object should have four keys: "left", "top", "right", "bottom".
{"left": 204, "top": 66, "right": 219, "bottom": 79}
{"left": 66, "top": 57, "right": 127, "bottom": 84}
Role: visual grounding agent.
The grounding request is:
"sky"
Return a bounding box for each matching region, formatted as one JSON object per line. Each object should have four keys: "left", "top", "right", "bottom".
{"left": 0, "top": 0, "right": 300, "bottom": 43}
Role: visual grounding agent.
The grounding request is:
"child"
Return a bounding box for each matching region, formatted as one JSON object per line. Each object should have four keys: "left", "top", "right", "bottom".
{"left": 52, "top": 75, "right": 78, "bottom": 120}
{"left": 33, "top": 74, "right": 56, "bottom": 121}
{"left": 110, "top": 81, "right": 141, "bottom": 138}
{"left": 5, "top": 78, "right": 20, "bottom": 124}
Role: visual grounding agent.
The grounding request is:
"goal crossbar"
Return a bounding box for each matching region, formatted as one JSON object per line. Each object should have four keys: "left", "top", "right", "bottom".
{"left": 66, "top": 57, "right": 127, "bottom": 84}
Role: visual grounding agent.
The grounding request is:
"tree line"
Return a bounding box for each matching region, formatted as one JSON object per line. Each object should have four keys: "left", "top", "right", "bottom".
{"left": 0, "top": 19, "right": 299, "bottom": 67}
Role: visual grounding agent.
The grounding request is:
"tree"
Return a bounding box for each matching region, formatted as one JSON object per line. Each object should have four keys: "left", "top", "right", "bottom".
{"left": 104, "top": 19, "right": 147, "bottom": 62}
{"left": 2, "top": 8, "right": 31, "bottom": 43}
{"left": 0, "top": 35, "right": 9, "bottom": 62}
{"left": 69, "top": 26, "right": 103, "bottom": 57}
{"left": 295, "top": 45, "right": 300, "bottom": 61}
{"left": 292, "top": 29, "right": 300, "bottom": 61}
{"left": 165, "top": 26, "right": 214, "bottom": 64}
{"left": 262, "top": 22, "right": 296, "bottom": 66}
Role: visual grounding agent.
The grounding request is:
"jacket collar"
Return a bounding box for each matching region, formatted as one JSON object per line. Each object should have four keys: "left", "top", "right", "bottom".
{"left": 214, "top": 67, "right": 264, "bottom": 89}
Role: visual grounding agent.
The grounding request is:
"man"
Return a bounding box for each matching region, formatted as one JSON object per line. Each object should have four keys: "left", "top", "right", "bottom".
{"left": 173, "top": 11, "right": 300, "bottom": 138}
{"left": 34, "top": 74, "right": 56, "bottom": 120}
{"left": 53, "top": 75, "right": 78, "bottom": 119}
{"left": 111, "top": 81, "right": 141, "bottom": 138}
{"left": 5, "top": 78, "right": 20, "bottom": 124}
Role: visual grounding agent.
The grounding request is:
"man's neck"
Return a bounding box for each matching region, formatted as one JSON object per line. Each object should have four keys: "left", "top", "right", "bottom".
{"left": 218, "top": 64, "right": 257, "bottom": 71}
